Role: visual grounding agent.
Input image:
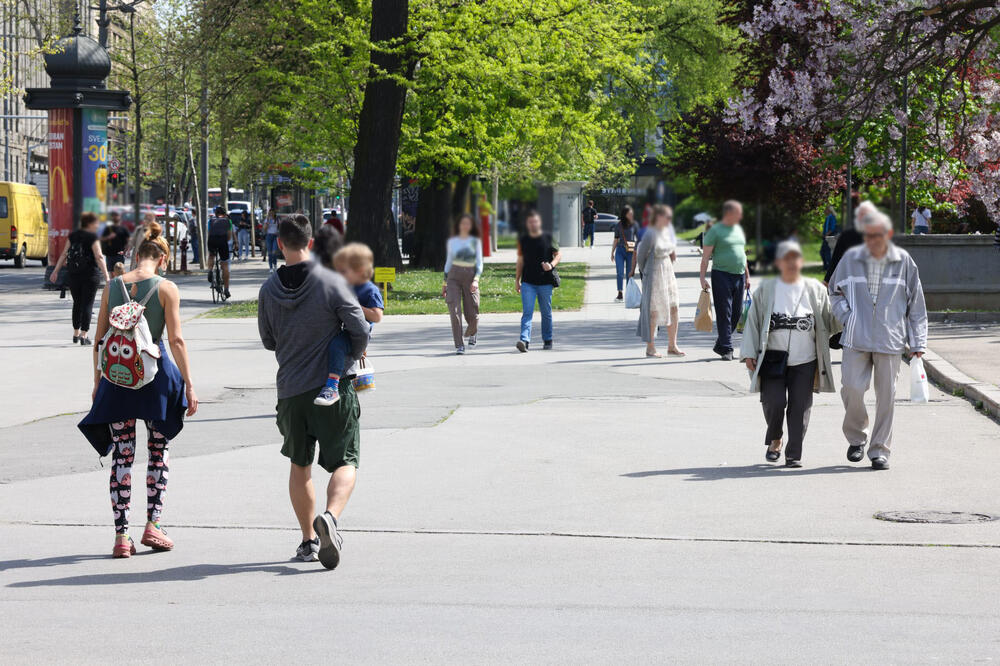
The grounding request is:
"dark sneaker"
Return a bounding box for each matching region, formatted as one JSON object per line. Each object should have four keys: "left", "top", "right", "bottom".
{"left": 313, "top": 511, "right": 343, "bottom": 570}
{"left": 72, "top": 335, "right": 79, "bottom": 344}
{"left": 785, "top": 459, "right": 803, "bottom": 468}
{"left": 847, "top": 445, "right": 865, "bottom": 463}
{"left": 720, "top": 352, "right": 734, "bottom": 361}
{"left": 456, "top": 346, "right": 465, "bottom": 355}
{"left": 224, "top": 289, "right": 231, "bottom": 299}
{"left": 294, "top": 537, "right": 319, "bottom": 562}
{"left": 79, "top": 336, "right": 92, "bottom": 346}
{"left": 871, "top": 456, "right": 889, "bottom": 471}
{"left": 468, "top": 335, "right": 477, "bottom": 347}
{"left": 543, "top": 340, "right": 553, "bottom": 350}
{"left": 516, "top": 340, "right": 528, "bottom": 353}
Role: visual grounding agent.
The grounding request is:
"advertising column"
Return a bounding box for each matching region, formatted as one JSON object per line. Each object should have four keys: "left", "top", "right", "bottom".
{"left": 81, "top": 108, "right": 109, "bottom": 219}
{"left": 47, "top": 108, "right": 74, "bottom": 264}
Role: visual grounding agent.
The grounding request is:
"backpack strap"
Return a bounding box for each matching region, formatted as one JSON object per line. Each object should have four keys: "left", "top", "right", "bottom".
{"left": 117, "top": 276, "right": 131, "bottom": 302}
{"left": 137, "top": 277, "right": 163, "bottom": 307}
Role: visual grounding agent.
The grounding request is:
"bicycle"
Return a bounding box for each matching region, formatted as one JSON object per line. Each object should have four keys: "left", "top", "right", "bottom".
{"left": 209, "top": 250, "right": 229, "bottom": 303}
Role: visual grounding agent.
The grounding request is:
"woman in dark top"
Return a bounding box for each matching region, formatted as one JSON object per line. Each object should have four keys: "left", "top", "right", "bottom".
{"left": 515, "top": 210, "right": 561, "bottom": 352}
{"left": 612, "top": 205, "right": 638, "bottom": 301}
{"left": 50, "top": 212, "right": 110, "bottom": 345}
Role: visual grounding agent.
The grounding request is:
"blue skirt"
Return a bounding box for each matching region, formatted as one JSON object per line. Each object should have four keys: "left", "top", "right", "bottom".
{"left": 78, "top": 340, "right": 188, "bottom": 456}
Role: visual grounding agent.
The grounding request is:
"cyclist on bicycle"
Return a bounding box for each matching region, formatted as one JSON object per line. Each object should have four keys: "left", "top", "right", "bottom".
{"left": 207, "top": 206, "right": 233, "bottom": 298}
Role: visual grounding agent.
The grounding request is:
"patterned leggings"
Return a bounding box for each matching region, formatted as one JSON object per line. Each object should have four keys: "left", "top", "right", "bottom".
{"left": 109, "top": 419, "right": 170, "bottom": 534}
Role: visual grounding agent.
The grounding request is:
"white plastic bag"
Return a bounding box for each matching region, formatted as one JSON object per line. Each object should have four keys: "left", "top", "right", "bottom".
{"left": 624, "top": 278, "right": 642, "bottom": 309}
{"left": 910, "top": 356, "right": 929, "bottom": 404}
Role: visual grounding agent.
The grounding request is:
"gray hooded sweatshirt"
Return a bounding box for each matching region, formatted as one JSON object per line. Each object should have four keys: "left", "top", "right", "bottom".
{"left": 258, "top": 260, "right": 369, "bottom": 399}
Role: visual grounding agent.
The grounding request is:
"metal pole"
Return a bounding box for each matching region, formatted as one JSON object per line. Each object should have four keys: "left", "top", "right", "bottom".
{"left": 3, "top": 2, "right": 9, "bottom": 181}
{"left": 199, "top": 83, "right": 209, "bottom": 268}
{"left": 899, "top": 72, "right": 909, "bottom": 234}
{"left": 845, "top": 156, "right": 853, "bottom": 232}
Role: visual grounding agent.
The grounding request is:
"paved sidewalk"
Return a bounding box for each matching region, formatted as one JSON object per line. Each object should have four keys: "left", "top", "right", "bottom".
{"left": 2, "top": 233, "right": 999, "bottom": 663}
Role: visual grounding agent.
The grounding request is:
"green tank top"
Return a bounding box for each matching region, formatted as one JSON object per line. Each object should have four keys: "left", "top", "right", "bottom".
{"left": 108, "top": 276, "right": 166, "bottom": 341}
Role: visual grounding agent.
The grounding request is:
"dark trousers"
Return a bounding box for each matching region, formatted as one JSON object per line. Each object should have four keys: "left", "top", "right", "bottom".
{"left": 69, "top": 276, "right": 100, "bottom": 332}
{"left": 710, "top": 269, "right": 745, "bottom": 355}
{"left": 583, "top": 223, "right": 595, "bottom": 247}
{"left": 820, "top": 240, "right": 832, "bottom": 272}
{"left": 761, "top": 360, "right": 817, "bottom": 461}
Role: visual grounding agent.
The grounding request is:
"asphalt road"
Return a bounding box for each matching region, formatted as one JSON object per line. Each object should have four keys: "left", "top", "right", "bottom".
{"left": 1, "top": 235, "right": 999, "bottom": 663}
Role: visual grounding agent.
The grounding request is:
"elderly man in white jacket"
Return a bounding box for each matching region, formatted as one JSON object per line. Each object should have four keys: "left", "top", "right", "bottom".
{"left": 828, "top": 211, "right": 928, "bottom": 470}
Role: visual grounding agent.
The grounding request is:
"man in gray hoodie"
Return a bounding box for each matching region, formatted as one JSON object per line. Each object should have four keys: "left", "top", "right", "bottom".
{"left": 829, "top": 211, "right": 927, "bottom": 471}
{"left": 258, "top": 214, "right": 369, "bottom": 569}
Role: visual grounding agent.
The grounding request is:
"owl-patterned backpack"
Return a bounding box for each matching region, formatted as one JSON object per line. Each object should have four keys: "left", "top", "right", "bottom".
{"left": 100, "top": 277, "right": 163, "bottom": 389}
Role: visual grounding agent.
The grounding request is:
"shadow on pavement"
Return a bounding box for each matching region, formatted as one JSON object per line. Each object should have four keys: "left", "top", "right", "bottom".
{"left": 621, "top": 464, "right": 867, "bottom": 481}
{"left": 6, "top": 560, "right": 321, "bottom": 587}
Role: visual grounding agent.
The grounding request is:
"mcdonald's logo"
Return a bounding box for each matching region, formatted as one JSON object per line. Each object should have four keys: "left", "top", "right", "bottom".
{"left": 52, "top": 166, "right": 70, "bottom": 203}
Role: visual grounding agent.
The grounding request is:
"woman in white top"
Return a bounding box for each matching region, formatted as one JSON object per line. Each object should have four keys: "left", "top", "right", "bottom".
{"left": 442, "top": 213, "right": 483, "bottom": 354}
{"left": 740, "top": 240, "right": 839, "bottom": 467}
{"left": 631, "top": 204, "right": 682, "bottom": 358}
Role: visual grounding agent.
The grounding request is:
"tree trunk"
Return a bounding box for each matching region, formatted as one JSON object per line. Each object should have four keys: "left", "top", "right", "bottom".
{"left": 345, "top": 0, "right": 410, "bottom": 268}
{"left": 219, "top": 133, "right": 229, "bottom": 207}
{"left": 412, "top": 178, "right": 451, "bottom": 270}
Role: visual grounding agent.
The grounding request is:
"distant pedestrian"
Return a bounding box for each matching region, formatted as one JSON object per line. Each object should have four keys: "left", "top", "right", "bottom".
{"left": 829, "top": 211, "right": 928, "bottom": 470}
{"left": 101, "top": 211, "right": 130, "bottom": 275}
{"left": 258, "top": 214, "right": 370, "bottom": 569}
{"left": 78, "top": 221, "right": 198, "bottom": 558}
{"left": 207, "top": 206, "right": 233, "bottom": 298}
{"left": 581, "top": 199, "right": 597, "bottom": 247}
{"left": 443, "top": 213, "right": 483, "bottom": 354}
{"left": 699, "top": 200, "right": 750, "bottom": 360}
{"left": 516, "top": 210, "right": 561, "bottom": 352}
{"left": 612, "top": 205, "right": 639, "bottom": 301}
{"left": 236, "top": 210, "right": 252, "bottom": 260}
{"left": 633, "top": 204, "right": 683, "bottom": 358}
{"left": 50, "top": 212, "right": 110, "bottom": 345}
{"left": 127, "top": 212, "right": 156, "bottom": 270}
{"left": 264, "top": 210, "right": 280, "bottom": 272}
{"left": 740, "top": 240, "right": 839, "bottom": 467}
{"left": 911, "top": 205, "right": 932, "bottom": 234}
{"left": 820, "top": 206, "right": 838, "bottom": 271}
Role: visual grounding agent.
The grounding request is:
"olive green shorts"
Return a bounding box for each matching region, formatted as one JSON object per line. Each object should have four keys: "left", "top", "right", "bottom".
{"left": 276, "top": 383, "right": 360, "bottom": 473}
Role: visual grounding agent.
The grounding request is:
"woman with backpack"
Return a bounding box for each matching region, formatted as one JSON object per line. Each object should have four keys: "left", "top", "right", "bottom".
{"left": 78, "top": 222, "right": 199, "bottom": 558}
{"left": 50, "top": 212, "right": 109, "bottom": 345}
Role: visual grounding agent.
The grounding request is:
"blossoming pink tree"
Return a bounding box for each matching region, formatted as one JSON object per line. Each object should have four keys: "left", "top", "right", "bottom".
{"left": 727, "top": 0, "right": 1000, "bottom": 224}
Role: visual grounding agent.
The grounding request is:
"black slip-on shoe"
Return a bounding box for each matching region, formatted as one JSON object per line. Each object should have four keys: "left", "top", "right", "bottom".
{"left": 785, "top": 459, "right": 803, "bottom": 468}
{"left": 871, "top": 456, "right": 889, "bottom": 471}
{"left": 847, "top": 445, "right": 865, "bottom": 463}
{"left": 543, "top": 340, "right": 553, "bottom": 350}
{"left": 312, "top": 511, "right": 343, "bottom": 570}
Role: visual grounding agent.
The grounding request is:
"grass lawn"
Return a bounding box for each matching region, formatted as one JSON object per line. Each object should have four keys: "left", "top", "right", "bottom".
{"left": 497, "top": 234, "right": 518, "bottom": 249}
{"left": 678, "top": 223, "right": 705, "bottom": 241}
{"left": 205, "top": 262, "right": 588, "bottom": 318}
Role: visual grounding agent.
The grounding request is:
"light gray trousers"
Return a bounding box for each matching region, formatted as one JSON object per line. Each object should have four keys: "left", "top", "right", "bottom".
{"left": 840, "top": 348, "right": 901, "bottom": 459}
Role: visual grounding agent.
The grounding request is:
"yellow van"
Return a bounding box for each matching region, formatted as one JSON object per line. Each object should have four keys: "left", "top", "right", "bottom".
{"left": 0, "top": 182, "right": 48, "bottom": 267}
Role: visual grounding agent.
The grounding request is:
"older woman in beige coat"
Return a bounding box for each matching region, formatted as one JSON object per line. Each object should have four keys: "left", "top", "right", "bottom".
{"left": 740, "top": 240, "right": 840, "bottom": 467}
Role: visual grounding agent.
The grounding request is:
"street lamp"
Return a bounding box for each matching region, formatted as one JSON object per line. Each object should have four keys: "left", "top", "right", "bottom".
{"left": 93, "top": 0, "right": 144, "bottom": 48}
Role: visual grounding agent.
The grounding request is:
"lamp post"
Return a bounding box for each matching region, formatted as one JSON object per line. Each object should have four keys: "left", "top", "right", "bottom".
{"left": 23, "top": 14, "right": 131, "bottom": 287}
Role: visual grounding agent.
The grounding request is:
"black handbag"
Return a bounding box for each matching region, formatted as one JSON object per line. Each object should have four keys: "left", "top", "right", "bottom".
{"left": 760, "top": 349, "right": 789, "bottom": 378}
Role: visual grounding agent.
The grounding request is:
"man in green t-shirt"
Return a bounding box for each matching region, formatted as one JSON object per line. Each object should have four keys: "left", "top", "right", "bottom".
{"left": 699, "top": 200, "right": 751, "bottom": 360}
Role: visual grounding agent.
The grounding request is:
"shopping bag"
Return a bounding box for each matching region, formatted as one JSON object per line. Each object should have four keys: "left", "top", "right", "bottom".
{"left": 910, "top": 356, "right": 929, "bottom": 403}
{"left": 694, "top": 289, "right": 714, "bottom": 332}
{"left": 624, "top": 278, "right": 642, "bottom": 309}
{"left": 736, "top": 293, "right": 752, "bottom": 333}
{"left": 353, "top": 357, "right": 376, "bottom": 392}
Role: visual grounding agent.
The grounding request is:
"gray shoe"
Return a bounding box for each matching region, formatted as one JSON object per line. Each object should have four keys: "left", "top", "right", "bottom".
{"left": 456, "top": 346, "right": 465, "bottom": 355}
{"left": 313, "top": 511, "right": 343, "bottom": 570}
{"left": 294, "top": 537, "right": 319, "bottom": 562}
{"left": 871, "top": 456, "right": 889, "bottom": 470}
{"left": 516, "top": 340, "right": 528, "bottom": 353}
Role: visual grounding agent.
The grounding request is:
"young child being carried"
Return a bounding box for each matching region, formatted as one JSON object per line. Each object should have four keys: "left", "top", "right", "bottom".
{"left": 314, "top": 242, "right": 384, "bottom": 406}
